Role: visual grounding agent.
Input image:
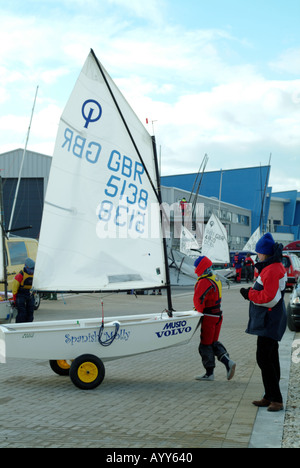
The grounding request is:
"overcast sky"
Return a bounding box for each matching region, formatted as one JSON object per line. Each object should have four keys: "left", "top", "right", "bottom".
{"left": 0, "top": 0, "right": 299, "bottom": 193}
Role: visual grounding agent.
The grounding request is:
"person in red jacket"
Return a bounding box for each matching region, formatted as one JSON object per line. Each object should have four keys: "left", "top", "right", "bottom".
{"left": 244, "top": 253, "right": 254, "bottom": 282}
{"left": 233, "top": 252, "right": 242, "bottom": 283}
{"left": 12, "top": 258, "right": 35, "bottom": 323}
{"left": 193, "top": 256, "right": 236, "bottom": 381}
{"left": 240, "top": 233, "right": 287, "bottom": 412}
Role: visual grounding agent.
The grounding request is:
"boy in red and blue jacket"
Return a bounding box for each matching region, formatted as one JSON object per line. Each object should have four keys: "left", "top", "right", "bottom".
{"left": 193, "top": 256, "right": 236, "bottom": 382}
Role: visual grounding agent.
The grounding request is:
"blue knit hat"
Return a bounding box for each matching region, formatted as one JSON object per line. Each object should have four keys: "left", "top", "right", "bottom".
{"left": 194, "top": 256, "right": 205, "bottom": 268}
{"left": 25, "top": 258, "right": 35, "bottom": 273}
{"left": 255, "top": 233, "right": 275, "bottom": 255}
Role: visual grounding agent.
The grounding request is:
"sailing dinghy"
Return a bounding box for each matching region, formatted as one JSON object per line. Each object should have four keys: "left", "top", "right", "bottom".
{"left": 0, "top": 50, "right": 201, "bottom": 389}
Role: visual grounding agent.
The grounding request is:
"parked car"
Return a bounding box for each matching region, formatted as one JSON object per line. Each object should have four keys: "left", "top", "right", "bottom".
{"left": 287, "top": 283, "right": 300, "bottom": 331}
{"left": 282, "top": 253, "right": 300, "bottom": 290}
{"left": 283, "top": 240, "right": 300, "bottom": 252}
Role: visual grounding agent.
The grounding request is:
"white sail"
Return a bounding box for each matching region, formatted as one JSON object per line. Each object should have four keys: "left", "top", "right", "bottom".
{"left": 243, "top": 227, "right": 261, "bottom": 253}
{"left": 33, "top": 50, "right": 166, "bottom": 292}
{"left": 202, "top": 214, "right": 230, "bottom": 264}
{"left": 179, "top": 226, "right": 200, "bottom": 257}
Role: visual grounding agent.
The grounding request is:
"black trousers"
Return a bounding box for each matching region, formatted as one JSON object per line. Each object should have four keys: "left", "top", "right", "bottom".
{"left": 16, "top": 293, "right": 34, "bottom": 323}
{"left": 256, "top": 336, "right": 283, "bottom": 403}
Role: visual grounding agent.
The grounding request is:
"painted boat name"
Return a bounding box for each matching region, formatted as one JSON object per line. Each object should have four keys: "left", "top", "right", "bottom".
{"left": 65, "top": 329, "right": 130, "bottom": 346}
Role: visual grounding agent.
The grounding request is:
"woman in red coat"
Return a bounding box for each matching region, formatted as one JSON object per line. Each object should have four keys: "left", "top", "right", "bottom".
{"left": 240, "top": 233, "right": 287, "bottom": 412}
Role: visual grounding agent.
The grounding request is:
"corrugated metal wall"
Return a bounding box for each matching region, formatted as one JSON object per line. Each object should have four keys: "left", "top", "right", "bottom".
{"left": 0, "top": 149, "right": 52, "bottom": 238}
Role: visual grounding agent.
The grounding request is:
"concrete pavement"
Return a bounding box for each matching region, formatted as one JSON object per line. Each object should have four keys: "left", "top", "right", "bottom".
{"left": 0, "top": 285, "right": 294, "bottom": 448}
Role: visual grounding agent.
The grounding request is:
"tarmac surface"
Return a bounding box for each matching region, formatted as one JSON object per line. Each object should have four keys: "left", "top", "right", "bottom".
{"left": 0, "top": 283, "right": 295, "bottom": 449}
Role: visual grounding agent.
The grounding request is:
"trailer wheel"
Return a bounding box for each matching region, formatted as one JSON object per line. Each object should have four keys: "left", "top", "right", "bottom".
{"left": 49, "top": 360, "right": 73, "bottom": 376}
{"left": 70, "top": 354, "right": 105, "bottom": 390}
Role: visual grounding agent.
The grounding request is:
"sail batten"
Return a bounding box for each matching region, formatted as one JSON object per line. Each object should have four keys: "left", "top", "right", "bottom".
{"left": 33, "top": 51, "right": 167, "bottom": 292}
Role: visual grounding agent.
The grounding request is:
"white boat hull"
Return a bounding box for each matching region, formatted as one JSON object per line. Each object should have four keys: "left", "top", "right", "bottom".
{"left": 0, "top": 310, "right": 201, "bottom": 363}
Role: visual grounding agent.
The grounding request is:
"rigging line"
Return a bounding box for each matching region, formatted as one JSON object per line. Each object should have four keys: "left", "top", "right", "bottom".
{"left": 90, "top": 49, "right": 161, "bottom": 205}
{"left": 8, "top": 85, "right": 39, "bottom": 236}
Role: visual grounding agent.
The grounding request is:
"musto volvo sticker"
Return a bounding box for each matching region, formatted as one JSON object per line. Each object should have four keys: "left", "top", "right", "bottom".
{"left": 155, "top": 320, "right": 192, "bottom": 338}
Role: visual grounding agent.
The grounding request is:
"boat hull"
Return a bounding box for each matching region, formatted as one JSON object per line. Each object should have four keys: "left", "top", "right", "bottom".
{"left": 0, "top": 310, "right": 201, "bottom": 363}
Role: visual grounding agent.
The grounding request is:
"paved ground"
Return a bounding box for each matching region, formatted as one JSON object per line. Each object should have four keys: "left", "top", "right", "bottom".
{"left": 0, "top": 284, "right": 294, "bottom": 449}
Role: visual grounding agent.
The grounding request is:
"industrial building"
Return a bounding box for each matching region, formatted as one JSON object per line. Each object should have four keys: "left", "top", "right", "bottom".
{"left": 0, "top": 148, "right": 51, "bottom": 238}
{"left": 161, "top": 167, "right": 300, "bottom": 247}
{"left": 0, "top": 149, "right": 299, "bottom": 250}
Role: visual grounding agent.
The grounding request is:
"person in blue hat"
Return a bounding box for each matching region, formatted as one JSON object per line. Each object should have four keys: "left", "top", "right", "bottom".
{"left": 240, "top": 233, "right": 287, "bottom": 412}
{"left": 12, "top": 258, "right": 35, "bottom": 323}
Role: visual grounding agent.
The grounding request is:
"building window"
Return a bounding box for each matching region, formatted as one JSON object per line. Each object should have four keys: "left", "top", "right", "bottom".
{"left": 232, "top": 213, "right": 249, "bottom": 226}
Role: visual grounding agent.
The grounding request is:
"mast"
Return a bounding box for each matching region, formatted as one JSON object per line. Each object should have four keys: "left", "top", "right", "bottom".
{"left": 259, "top": 154, "right": 271, "bottom": 233}
{"left": 8, "top": 85, "right": 39, "bottom": 236}
{"left": 90, "top": 49, "right": 161, "bottom": 205}
{"left": 191, "top": 154, "right": 208, "bottom": 230}
{"left": 218, "top": 169, "right": 223, "bottom": 217}
{"left": 0, "top": 177, "right": 8, "bottom": 299}
{"left": 91, "top": 49, "right": 172, "bottom": 310}
{"left": 152, "top": 136, "right": 173, "bottom": 315}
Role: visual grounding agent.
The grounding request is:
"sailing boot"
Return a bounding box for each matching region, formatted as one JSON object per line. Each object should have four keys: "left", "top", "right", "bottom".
{"left": 195, "top": 367, "right": 214, "bottom": 381}
{"left": 219, "top": 353, "right": 236, "bottom": 381}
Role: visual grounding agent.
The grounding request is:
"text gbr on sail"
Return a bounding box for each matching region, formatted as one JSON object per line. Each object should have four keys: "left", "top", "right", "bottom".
{"left": 62, "top": 127, "right": 102, "bottom": 164}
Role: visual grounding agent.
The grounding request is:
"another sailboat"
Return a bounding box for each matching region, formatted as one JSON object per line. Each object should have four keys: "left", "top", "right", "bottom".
{"left": 0, "top": 50, "right": 201, "bottom": 389}
{"left": 202, "top": 214, "right": 229, "bottom": 264}
{"left": 201, "top": 214, "right": 231, "bottom": 281}
{"left": 243, "top": 227, "right": 261, "bottom": 254}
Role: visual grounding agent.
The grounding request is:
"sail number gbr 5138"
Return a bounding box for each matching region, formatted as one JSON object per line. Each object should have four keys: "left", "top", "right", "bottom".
{"left": 61, "top": 126, "right": 150, "bottom": 235}
{"left": 98, "top": 150, "right": 149, "bottom": 235}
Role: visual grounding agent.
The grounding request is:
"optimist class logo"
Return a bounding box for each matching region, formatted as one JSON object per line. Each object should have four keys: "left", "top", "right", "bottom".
{"left": 82, "top": 99, "right": 102, "bottom": 128}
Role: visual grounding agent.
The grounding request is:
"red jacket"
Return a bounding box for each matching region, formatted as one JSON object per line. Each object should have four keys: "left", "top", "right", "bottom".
{"left": 249, "top": 262, "right": 286, "bottom": 307}
{"left": 12, "top": 269, "right": 33, "bottom": 301}
{"left": 194, "top": 274, "right": 222, "bottom": 315}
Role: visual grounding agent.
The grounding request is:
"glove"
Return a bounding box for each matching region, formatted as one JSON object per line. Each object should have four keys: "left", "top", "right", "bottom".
{"left": 240, "top": 287, "right": 251, "bottom": 300}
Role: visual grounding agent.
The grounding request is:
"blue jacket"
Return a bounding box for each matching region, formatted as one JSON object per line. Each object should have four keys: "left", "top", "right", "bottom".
{"left": 246, "top": 244, "right": 287, "bottom": 341}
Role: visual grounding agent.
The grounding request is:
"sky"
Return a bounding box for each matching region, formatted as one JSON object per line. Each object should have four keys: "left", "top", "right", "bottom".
{"left": 0, "top": 0, "right": 299, "bottom": 193}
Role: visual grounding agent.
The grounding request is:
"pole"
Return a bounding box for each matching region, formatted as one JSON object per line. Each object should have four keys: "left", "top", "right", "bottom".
{"left": 218, "top": 169, "right": 223, "bottom": 217}
{"left": 8, "top": 85, "right": 39, "bottom": 235}
{"left": 152, "top": 136, "right": 173, "bottom": 316}
{"left": 259, "top": 154, "right": 272, "bottom": 233}
{"left": 0, "top": 177, "right": 8, "bottom": 299}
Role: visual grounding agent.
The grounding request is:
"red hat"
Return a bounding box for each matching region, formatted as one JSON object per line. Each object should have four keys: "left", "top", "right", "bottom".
{"left": 194, "top": 256, "right": 212, "bottom": 277}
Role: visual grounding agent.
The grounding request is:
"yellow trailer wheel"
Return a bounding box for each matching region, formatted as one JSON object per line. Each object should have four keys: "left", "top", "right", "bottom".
{"left": 70, "top": 354, "right": 105, "bottom": 390}
{"left": 49, "top": 359, "right": 73, "bottom": 376}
